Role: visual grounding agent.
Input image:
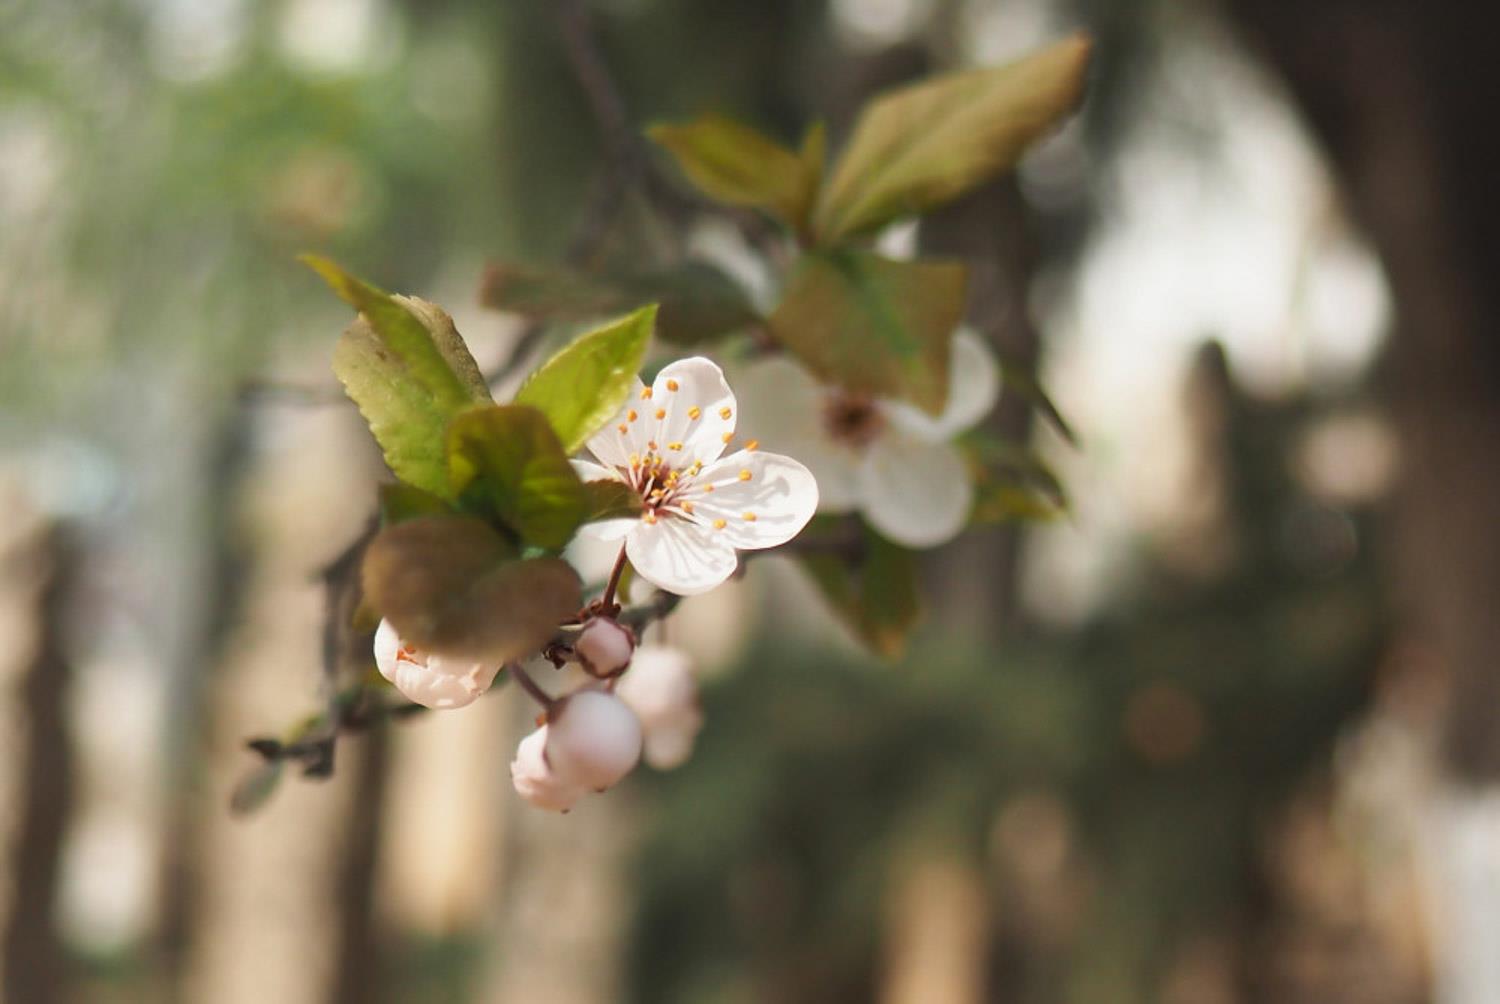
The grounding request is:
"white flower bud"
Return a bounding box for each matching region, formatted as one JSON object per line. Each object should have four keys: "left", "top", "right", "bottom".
{"left": 614, "top": 644, "right": 703, "bottom": 770}
{"left": 574, "top": 616, "right": 635, "bottom": 678}
{"left": 373, "top": 618, "right": 500, "bottom": 710}
{"left": 544, "top": 690, "right": 642, "bottom": 791}
{"left": 510, "top": 725, "right": 585, "bottom": 813}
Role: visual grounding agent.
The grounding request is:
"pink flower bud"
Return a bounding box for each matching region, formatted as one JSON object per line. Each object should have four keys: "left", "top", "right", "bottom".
{"left": 545, "top": 690, "right": 642, "bottom": 791}
{"left": 614, "top": 645, "right": 703, "bottom": 770}
{"left": 373, "top": 618, "right": 500, "bottom": 710}
{"left": 574, "top": 616, "right": 635, "bottom": 678}
{"left": 510, "top": 725, "right": 584, "bottom": 813}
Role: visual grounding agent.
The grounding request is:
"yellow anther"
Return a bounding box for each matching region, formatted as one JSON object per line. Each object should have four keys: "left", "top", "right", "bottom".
{"left": 713, "top": 518, "right": 726, "bottom": 529}
{"left": 742, "top": 512, "right": 757, "bottom": 522}
{"left": 745, "top": 439, "right": 759, "bottom": 451}
{"left": 643, "top": 512, "right": 658, "bottom": 525}
{"left": 687, "top": 406, "right": 701, "bottom": 420}
{"left": 721, "top": 432, "right": 733, "bottom": 444}
{"left": 703, "top": 484, "right": 715, "bottom": 493}
{"left": 648, "top": 440, "right": 658, "bottom": 451}
{"left": 629, "top": 453, "right": 641, "bottom": 467}
{"left": 640, "top": 387, "right": 653, "bottom": 399}
{"left": 655, "top": 408, "right": 666, "bottom": 420}
{"left": 666, "top": 379, "right": 679, "bottom": 391}
{"left": 681, "top": 501, "right": 694, "bottom": 514}
{"left": 617, "top": 424, "right": 628, "bottom": 434}
{"left": 627, "top": 409, "right": 638, "bottom": 422}
{"left": 738, "top": 469, "right": 752, "bottom": 482}
{"left": 690, "top": 461, "right": 703, "bottom": 474}
{"left": 719, "top": 407, "right": 732, "bottom": 420}
{"left": 668, "top": 441, "right": 683, "bottom": 451}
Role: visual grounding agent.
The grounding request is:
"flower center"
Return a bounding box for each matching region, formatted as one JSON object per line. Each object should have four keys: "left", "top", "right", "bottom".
{"left": 823, "top": 392, "right": 885, "bottom": 449}
{"left": 628, "top": 452, "right": 701, "bottom": 521}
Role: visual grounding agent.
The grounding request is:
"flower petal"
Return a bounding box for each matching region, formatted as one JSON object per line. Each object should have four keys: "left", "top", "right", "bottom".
{"left": 645, "top": 356, "right": 737, "bottom": 465}
{"left": 574, "top": 517, "right": 636, "bottom": 543}
{"left": 389, "top": 656, "right": 499, "bottom": 710}
{"left": 584, "top": 376, "right": 652, "bottom": 470}
{"left": 732, "top": 356, "right": 861, "bottom": 511}
{"left": 625, "top": 516, "right": 739, "bottom": 595}
{"left": 570, "top": 458, "right": 616, "bottom": 483}
{"left": 883, "top": 329, "right": 1000, "bottom": 440}
{"left": 685, "top": 449, "right": 819, "bottom": 550}
{"left": 858, "top": 434, "right": 973, "bottom": 548}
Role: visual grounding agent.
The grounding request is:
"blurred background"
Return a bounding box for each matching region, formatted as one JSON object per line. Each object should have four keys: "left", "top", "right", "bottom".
{"left": 2, "top": 0, "right": 1498, "bottom": 1001}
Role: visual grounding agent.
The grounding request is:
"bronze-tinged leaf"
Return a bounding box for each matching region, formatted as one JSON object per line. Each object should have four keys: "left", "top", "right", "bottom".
{"left": 378, "top": 483, "right": 453, "bottom": 525}
{"left": 813, "top": 34, "right": 1092, "bottom": 243}
{"left": 480, "top": 262, "right": 758, "bottom": 346}
{"left": 647, "top": 114, "right": 821, "bottom": 230}
{"left": 446, "top": 405, "right": 587, "bottom": 550}
{"left": 363, "top": 515, "right": 580, "bottom": 663}
{"left": 797, "top": 519, "right": 921, "bottom": 659}
{"left": 767, "top": 251, "right": 967, "bottom": 415}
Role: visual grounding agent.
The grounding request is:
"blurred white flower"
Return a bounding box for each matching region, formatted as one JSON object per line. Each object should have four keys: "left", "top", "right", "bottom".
{"left": 574, "top": 356, "right": 819, "bottom": 596}
{"left": 544, "top": 690, "right": 643, "bottom": 791}
{"left": 734, "top": 331, "right": 999, "bottom": 548}
{"left": 574, "top": 616, "right": 635, "bottom": 678}
{"left": 510, "top": 724, "right": 584, "bottom": 813}
{"left": 374, "top": 618, "right": 500, "bottom": 710}
{"left": 615, "top": 644, "right": 704, "bottom": 770}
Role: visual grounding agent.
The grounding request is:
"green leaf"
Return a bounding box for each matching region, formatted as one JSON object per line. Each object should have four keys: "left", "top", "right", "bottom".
{"left": 767, "top": 250, "right": 967, "bottom": 415}
{"left": 378, "top": 483, "right": 454, "bottom": 525}
{"left": 647, "top": 114, "right": 821, "bottom": 230}
{"left": 581, "top": 479, "right": 644, "bottom": 522}
{"left": 481, "top": 261, "right": 758, "bottom": 345}
{"left": 363, "top": 515, "right": 580, "bottom": 663}
{"left": 960, "top": 433, "right": 1069, "bottom": 508}
{"left": 513, "top": 305, "right": 655, "bottom": 453}
{"left": 998, "top": 357, "right": 1079, "bottom": 447}
{"left": 798, "top": 519, "right": 921, "bottom": 658}
{"left": 447, "top": 405, "right": 587, "bottom": 550}
{"left": 971, "top": 483, "right": 1065, "bottom": 524}
{"left": 813, "top": 34, "right": 1092, "bottom": 243}
{"left": 309, "top": 257, "right": 492, "bottom": 496}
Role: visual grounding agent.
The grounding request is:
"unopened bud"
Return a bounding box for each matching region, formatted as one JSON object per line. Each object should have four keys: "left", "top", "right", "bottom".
{"left": 574, "top": 616, "right": 636, "bottom": 678}
{"left": 545, "top": 690, "right": 642, "bottom": 790}
{"left": 510, "top": 725, "right": 584, "bottom": 812}
{"left": 374, "top": 618, "right": 499, "bottom": 710}
{"left": 615, "top": 645, "right": 703, "bottom": 770}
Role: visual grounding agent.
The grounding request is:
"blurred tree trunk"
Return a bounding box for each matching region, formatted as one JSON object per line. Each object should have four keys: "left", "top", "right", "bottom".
{"left": 1222, "top": 4, "right": 1500, "bottom": 1002}
{"left": 0, "top": 513, "right": 76, "bottom": 1004}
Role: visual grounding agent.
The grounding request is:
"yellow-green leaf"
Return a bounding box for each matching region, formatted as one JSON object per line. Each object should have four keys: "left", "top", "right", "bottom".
{"left": 767, "top": 251, "right": 967, "bottom": 415}
{"left": 813, "top": 34, "right": 1092, "bottom": 243}
{"left": 648, "top": 114, "right": 821, "bottom": 231}
{"left": 513, "top": 306, "right": 655, "bottom": 453}
{"left": 447, "top": 405, "right": 587, "bottom": 550}
{"left": 363, "top": 515, "right": 580, "bottom": 663}
{"left": 581, "top": 479, "right": 644, "bottom": 523}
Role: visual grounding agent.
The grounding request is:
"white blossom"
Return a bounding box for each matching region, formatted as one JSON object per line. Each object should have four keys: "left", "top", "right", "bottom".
{"left": 732, "top": 331, "right": 999, "bottom": 548}
{"left": 574, "top": 357, "right": 819, "bottom": 596}
{"left": 373, "top": 618, "right": 500, "bottom": 710}
{"left": 614, "top": 644, "right": 703, "bottom": 770}
{"left": 510, "top": 724, "right": 585, "bottom": 813}
{"left": 544, "top": 690, "right": 643, "bottom": 791}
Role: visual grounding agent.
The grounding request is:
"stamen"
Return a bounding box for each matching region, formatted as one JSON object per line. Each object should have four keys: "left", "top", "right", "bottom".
{"left": 687, "top": 406, "right": 701, "bottom": 420}
{"left": 627, "top": 409, "right": 638, "bottom": 422}
{"left": 629, "top": 453, "right": 641, "bottom": 468}
{"left": 719, "top": 407, "right": 732, "bottom": 420}
{"left": 643, "top": 512, "right": 658, "bottom": 525}
{"left": 648, "top": 440, "right": 658, "bottom": 451}
{"left": 738, "top": 469, "right": 752, "bottom": 482}
{"left": 703, "top": 484, "right": 715, "bottom": 493}
{"left": 666, "top": 379, "right": 679, "bottom": 391}
{"left": 668, "top": 441, "right": 683, "bottom": 451}
{"left": 713, "top": 518, "right": 726, "bottom": 529}
{"left": 617, "top": 423, "right": 628, "bottom": 434}
{"left": 745, "top": 439, "right": 759, "bottom": 451}
{"left": 640, "top": 387, "right": 653, "bottom": 399}
{"left": 654, "top": 408, "right": 666, "bottom": 420}
{"left": 681, "top": 501, "right": 695, "bottom": 513}
{"left": 742, "top": 512, "right": 757, "bottom": 522}
{"left": 721, "top": 432, "right": 733, "bottom": 444}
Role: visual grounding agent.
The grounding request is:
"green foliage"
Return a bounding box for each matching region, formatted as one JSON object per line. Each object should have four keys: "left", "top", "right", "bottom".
{"left": 769, "top": 251, "right": 967, "bottom": 415}
{"left": 581, "top": 479, "right": 645, "bottom": 522}
{"left": 481, "top": 262, "right": 757, "bottom": 345}
{"left": 311, "top": 257, "right": 492, "bottom": 496}
{"left": 513, "top": 305, "right": 655, "bottom": 453}
{"left": 447, "top": 405, "right": 587, "bottom": 550}
{"left": 798, "top": 518, "right": 921, "bottom": 658}
{"left": 378, "top": 483, "right": 454, "bottom": 525}
{"left": 647, "top": 114, "right": 822, "bottom": 233}
{"left": 962, "top": 434, "right": 1069, "bottom": 524}
{"left": 812, "top": 34, "right": 1092, "bottom": 244}
{"left": 363, "top": 514, "right": 580, "bottom": 664}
